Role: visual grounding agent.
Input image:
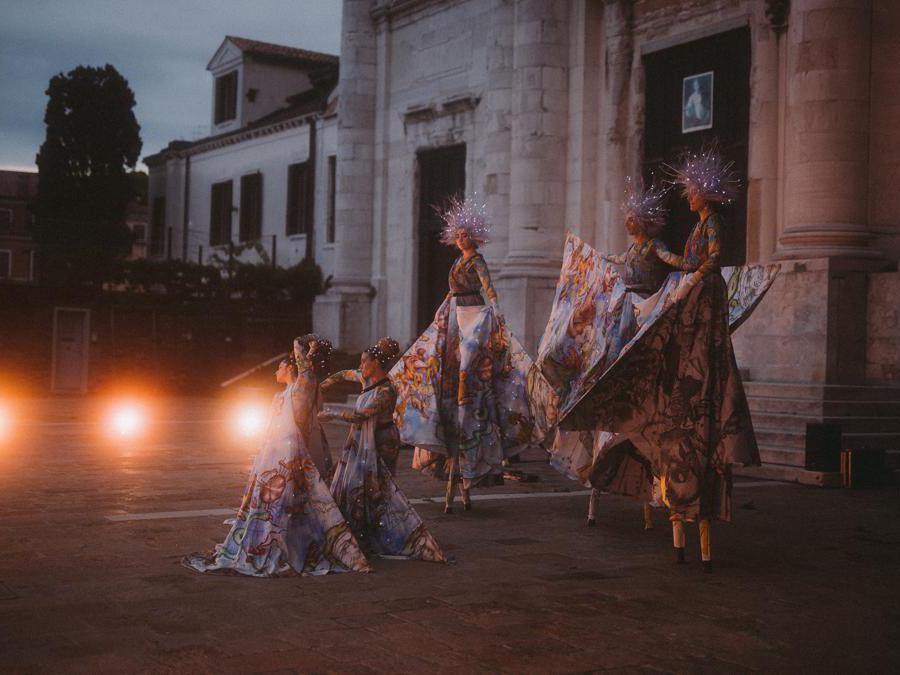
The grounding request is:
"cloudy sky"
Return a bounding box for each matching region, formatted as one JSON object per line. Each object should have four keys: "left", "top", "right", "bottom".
{"left": 0, "top": 0, "right": 342, "bottom": 172}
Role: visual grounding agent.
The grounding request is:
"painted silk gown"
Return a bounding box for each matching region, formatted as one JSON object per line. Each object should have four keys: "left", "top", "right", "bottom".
{"left": 391, "top": 253, "right": 538, "bottom": 487}
{"left": 321, "top": 369, "right": 400, "bottom": 474}
{"left": 182, "top": 370, "right": 371, "bottom": 576}
{"left": 330, "top": 378, "right": 446, "bottom": 562}
{"left": 532, "top": 224, "right": 778, "bottom": 522}
{"left": 291, "top": 362, "right": 334, "bottom": 480}
{"left": 548, "top": 238, "right": 674, "bottom": 497}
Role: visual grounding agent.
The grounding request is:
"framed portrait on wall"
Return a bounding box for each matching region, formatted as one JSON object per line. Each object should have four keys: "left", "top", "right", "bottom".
{"left": 682, "top": 71, "right": 714, "bottom": 133}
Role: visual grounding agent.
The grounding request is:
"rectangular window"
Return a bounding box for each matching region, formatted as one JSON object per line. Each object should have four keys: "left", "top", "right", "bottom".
{"left": 214, "top": 71, "right": 238, "bottom": 124}
{"left": 326, "top": 155, "right": 336, "bottom": 244}
{"left": 209, "top": 180, "right": 233, "bottom": 246}
{"left": 150, "top": 196, "right": 166, "bottom": 256}
{"left": 285, "top": 162, "right": 311, "bottom": 237}
{"left": 0, "top": 250, "right": 10, "bottom": 279}
{"left": 239, "top": 173, "right": 263, "bottom": 242}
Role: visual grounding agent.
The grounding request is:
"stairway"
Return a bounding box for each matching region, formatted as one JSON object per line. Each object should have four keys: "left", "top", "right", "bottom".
{"left": 736, "top": 381, "right": 900, "bottom": 486}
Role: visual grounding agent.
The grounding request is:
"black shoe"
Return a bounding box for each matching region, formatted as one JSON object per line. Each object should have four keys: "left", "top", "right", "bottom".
{"left": 462, "top": 501, "right": 472, "bottom": 511}
{"left": 586, "top": 518, "right": 596, "bottom": 527}
{"left": 702, "top": 560, "right": 712, "bottom": 573}
{"left": 675, "top": 547, "right": 686, "bottom": 564}
{"left": 444, "top": 505, "right": 453, "bottom": 514}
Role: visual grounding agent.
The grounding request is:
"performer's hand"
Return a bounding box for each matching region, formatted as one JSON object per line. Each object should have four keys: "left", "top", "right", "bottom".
{"left": 674, "top": 274, "right": 698, "bottom": 303}
{"left": 317, "top": 410, "right": 334, "bottom": 422}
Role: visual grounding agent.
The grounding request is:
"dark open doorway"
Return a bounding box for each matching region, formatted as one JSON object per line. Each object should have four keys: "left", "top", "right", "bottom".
{"left": 416, "top": 144, "right": 466, "bottom": 331}
{"left": 642, "top": 27, "right": 751, "bottom": 266}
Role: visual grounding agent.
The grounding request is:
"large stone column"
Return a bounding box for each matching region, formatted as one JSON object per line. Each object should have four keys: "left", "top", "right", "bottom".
{"left": 313, "top": 0, "right": 377, "bottom": 351}
{"left": 774, "top": 0, "right": 879, "bottom": 263}
{"left": 498, "top": 0, "right": 570, "bottom": 353}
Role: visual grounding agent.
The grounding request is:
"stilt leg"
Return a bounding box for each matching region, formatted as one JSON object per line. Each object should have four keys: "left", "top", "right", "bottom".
{"left": 643, "top": 502, "right": 654, "bottom": 531}
{"left": 444, "top": 456, "right": 457, "bottom": 514}
{"left": 460, "top": 481, "right": 471, "bottom": 511}
{"left": 672, "top": 515, "right": 686, "bottom": 563}
{"left": 586, "top": 488, "right": 599, "bottom": 527}
{"left": 699, "top": 519, "right": 711, "bottom": 572}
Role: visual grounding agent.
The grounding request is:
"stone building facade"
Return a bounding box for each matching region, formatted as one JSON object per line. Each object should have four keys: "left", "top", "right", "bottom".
{"left": 316, "top": 0, "right": 899, "bottom": 483}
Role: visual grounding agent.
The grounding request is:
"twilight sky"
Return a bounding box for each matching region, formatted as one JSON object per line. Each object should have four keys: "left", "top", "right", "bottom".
{"left": 0, "top": 0, "right": 342, "bottom": 172}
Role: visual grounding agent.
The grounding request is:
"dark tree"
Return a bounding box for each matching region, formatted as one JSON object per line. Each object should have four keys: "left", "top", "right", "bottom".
{"left": 32, "top": 64, "right": 142, "bottom": 284}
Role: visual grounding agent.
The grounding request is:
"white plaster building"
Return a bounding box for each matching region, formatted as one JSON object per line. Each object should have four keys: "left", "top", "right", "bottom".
{"left": 146, "top": 37, "right": 340, "bottom": 274}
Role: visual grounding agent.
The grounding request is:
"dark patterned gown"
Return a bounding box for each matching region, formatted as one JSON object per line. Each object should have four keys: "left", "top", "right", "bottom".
{"left": 330, "top": 378, "right": 447, "bottom": 562}
{"left": 533, "top": 228, "right": 775, "bottom": 523}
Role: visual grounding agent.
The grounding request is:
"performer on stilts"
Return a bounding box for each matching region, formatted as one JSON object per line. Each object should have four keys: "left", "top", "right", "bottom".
{"left": 182, "top": 341, "right": 371, "bottom": 577}
{"left": 319, "top": 338, "right": 447, "bottom": 563}
{"left": 533, "top": 147, "right": 771, "bottom": 571}
{"left": 391, "top": 196, "right": 538, "bottom": 514}
{"left": 291, "top": 334, "right": 334, "bottom": 481}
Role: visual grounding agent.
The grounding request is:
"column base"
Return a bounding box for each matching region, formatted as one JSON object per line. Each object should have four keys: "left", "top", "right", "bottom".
{"left": 312, "top": 284, "right": 373, "bottom": 353}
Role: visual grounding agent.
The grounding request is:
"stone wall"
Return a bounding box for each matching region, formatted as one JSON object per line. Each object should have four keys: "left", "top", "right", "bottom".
{"left": 867, "top": 270, "right": 900, "bottom": 384}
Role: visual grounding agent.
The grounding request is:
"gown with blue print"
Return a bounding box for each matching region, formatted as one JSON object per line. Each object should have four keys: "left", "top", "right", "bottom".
{"left": 330, "top": 379, "right": 447, "bottom": 562}
{"left": 391, "top": 253, "right": 539, "bottom": 487}
{"left": 182, "top": 367, "right": 371, "bottom": 577}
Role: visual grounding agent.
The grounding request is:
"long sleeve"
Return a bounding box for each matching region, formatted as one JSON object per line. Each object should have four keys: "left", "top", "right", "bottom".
{"left": 321, "top": 369, "right": 365, "bottom": 390}
{"left": 649, "top": 239, "right": 687, "bottom": 270}
{"left": 290, "top": 372, "right": 317, "bottom": 436}
{"left": 692, "top": 217, "right": 721, "bottom": 279}
{"left": 338, "top": 385, "right": 394, "bottom": 425}
{"left": 600, "top": 250, "right": 628, "bottom": 265}
{"left": 472, "top": 255, "right": 498, "bottom": 303}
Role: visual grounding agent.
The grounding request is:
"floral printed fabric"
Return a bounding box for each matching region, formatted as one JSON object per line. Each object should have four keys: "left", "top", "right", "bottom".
{"left": 533, "top": 232, "right": 778, "bottom": 521}
{"left": 330, "top": 385, "right": 447, "bottom": 562}
{"left": 391, "top": 258, "right": 538, "bottom": 487}
{"left": 182, "top": 385, "right": 371, "bottom": 577}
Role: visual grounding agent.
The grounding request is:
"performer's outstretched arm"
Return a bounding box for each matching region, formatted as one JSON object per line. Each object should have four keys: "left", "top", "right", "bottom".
{"left": 320, "top": 369, "right": 365, "bottom": 390}
{"left": 336, "top": 386, "right": 393, "bottom": 425}
{"left": 649, "top": 239, "right": 687, "bottom": 270}
{"left": 599, "top": 251, "right": 628, "bottom": 265}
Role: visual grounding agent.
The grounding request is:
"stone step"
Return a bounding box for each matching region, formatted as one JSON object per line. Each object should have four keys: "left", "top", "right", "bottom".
{"left": 743, "top": 381, "right": 900, "bottom": 402}
{"left": 758, "top": 445, "right": 806, "bottom": 467}
{"left": 734, "top": 463, "right": 843, "bottom": 487}
{"left": 750, "top": 412, "right": 900, "bottom": 434}
{"left": 747, "top": 396, "right": 900, "bottom": 417}
{"left": 755, "top": 428, "right": 900, "bottom": 451}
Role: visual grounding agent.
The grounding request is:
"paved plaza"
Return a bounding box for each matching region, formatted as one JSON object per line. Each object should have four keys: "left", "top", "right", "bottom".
{"left": 0, "top": 396, "right": 898, "bottom": 673}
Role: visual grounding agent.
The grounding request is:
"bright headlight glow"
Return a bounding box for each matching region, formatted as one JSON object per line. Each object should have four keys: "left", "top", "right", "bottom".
{"left": 106, "top": 401, "right": 147, "bottom": 439}
{"left": 0, "top": 403, "right": 11, "bottom": 442}
{"left": 233, "top": 403, "right": 267, "bottom": 439}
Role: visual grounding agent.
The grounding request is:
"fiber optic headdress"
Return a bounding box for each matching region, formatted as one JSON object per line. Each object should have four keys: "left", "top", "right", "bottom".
{"left": 438, "top": 195, "right": 492, "bottom": 246}
{"left": 666, "top": 145, "right": 740, "bottom": 205}
{"left": 365, "top": 336, "right": 401, "bottom": 370}
{"left": 621, "top": 175, "right": 669, "bottom": 237}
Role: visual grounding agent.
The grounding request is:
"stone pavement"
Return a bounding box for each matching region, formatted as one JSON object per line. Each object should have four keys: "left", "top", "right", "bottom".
{"left": 0, "top": 396, "right": 898, "bottom": 674}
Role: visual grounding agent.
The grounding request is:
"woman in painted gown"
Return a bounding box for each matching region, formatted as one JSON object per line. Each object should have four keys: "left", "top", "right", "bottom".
{"left": 549, "top": 177, "right": 674, "bottom": 531}
{"left": 319, "top": 338, "right": 447, "bottom": 563}
{"left": 182, "top": 342, "right": 371, "bottom": 577}
{"left": 289, "top": 334, "right": 334, "bottom": 481}
{"left": 533, "top": 148, "right": 774, "bottom": 570}
{"left": 390, "top": 197, "right": 538, "bottom": 513}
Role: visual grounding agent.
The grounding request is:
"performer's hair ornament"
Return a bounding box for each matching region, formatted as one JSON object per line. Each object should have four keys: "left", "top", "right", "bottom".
{"left": 438, "top": 195, "right": 492, "bottom": 246}
{"left": 622, "top": 175, "right": 669, "bottom": 237}
{"left": 666, "top": 144, "right": 741, "bottom": 205}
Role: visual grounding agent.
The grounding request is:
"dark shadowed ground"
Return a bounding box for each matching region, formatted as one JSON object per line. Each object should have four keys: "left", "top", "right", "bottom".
{"left": 0, "top": 396, "right": 898, "bottom": 673}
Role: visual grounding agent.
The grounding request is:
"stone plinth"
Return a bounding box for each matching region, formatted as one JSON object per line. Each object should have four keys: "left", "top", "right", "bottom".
{"left": 732, "top": 257, "right": 870, "bottom": 385}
